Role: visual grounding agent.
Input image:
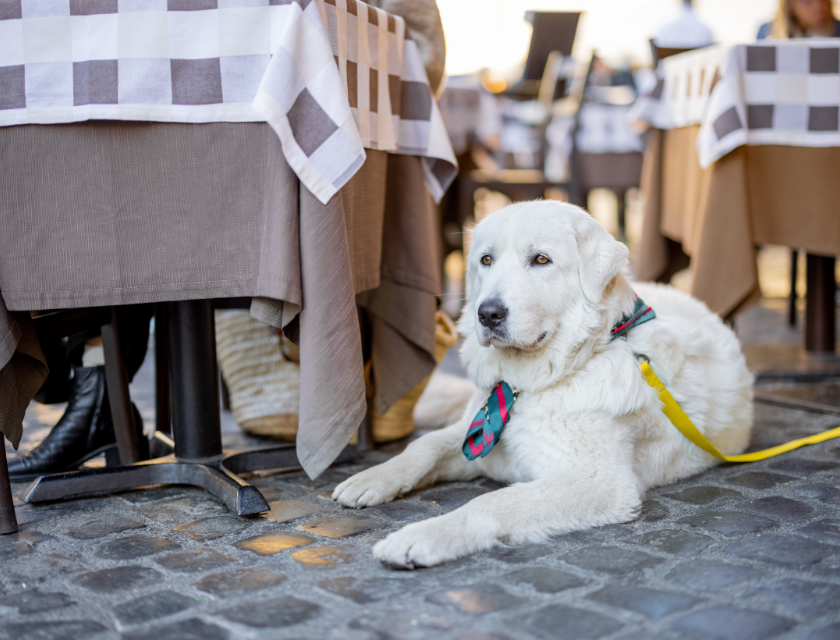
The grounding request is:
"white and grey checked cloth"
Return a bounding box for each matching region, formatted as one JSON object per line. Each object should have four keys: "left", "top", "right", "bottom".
{"left": 629, "top": 40, "right": 840, "bottom": 168}
{"left": 0, "top": 0, "right": 456, "bottom": 203}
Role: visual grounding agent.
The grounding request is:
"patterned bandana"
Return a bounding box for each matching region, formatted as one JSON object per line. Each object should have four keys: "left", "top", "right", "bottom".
{"left": 462, "top": 295, "right": 656, "bottom": 460}
{"left": 463, "top": 382, "right": 520, "bottom": 460}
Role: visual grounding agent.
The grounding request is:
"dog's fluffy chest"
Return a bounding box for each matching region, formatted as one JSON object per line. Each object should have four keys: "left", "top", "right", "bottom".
{"left": 476, "top": 381, "right": 636, "bottom": 484}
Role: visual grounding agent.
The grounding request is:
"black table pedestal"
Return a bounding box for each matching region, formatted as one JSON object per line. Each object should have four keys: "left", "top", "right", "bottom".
{"left": 21, "top": 300, "right": 354, "bottom": 516}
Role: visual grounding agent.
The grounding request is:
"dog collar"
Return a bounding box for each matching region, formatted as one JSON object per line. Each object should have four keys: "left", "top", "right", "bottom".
{"left": 462, "top": 295, "right": 656, "bottom": 461}
{"left": 610, "top": 295, "right": 655, "bottom": 341}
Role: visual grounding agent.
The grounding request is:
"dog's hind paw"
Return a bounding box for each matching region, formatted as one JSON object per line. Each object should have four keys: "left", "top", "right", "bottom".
{"left": 373, "top": 517, "right": 469, "bottom": 568}
{"left": 332, "top": 463, "right": 413, "bottom": 508}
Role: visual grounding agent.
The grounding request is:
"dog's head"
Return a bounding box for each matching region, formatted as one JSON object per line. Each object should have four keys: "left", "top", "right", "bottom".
{"left": 459, "top": 200, "right": 634, "bottom": 390}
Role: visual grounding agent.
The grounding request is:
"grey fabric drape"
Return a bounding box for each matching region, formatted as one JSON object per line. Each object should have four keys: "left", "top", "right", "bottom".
{"left": 0, "top": 122, "right": 440, "bottom": 477}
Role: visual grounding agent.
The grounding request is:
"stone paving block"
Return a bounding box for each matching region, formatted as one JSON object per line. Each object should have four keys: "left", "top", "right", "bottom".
{"left": 155, "top": 548, "right": 237, "bottom": 573}
{"left": 0, "top": 531, "right": 52, "bottom": 560}
{"left": 6, "top": 553, "right": 85, "bottom": 579}
{"left": 523, "top": 604, "right": 623, "bottom": 639}
{"left": 664, "top": 486, "right": 742, "bottom": 505}
{"left": 291, "top": 544, "right": 354, "bottom": 568}
{"left": 561, "top": 546, "right": 664, "bottom": 574}
{"left": 0, "top": 620, "right": 108, "bottom": 640}
{"left": 0, "top": 588, "right": 74, "bottom": 613}
{"left": 319, "top": 576, "right": 415, "bottom": 603}
{"left": 503, "top": 567, "right": 585, "bottom": 593}
{"left": 426, "top": 584, "right": 528, "bottom": 614}
{"left": 113, "top": 590, "right": 198, "bottom": 626}
{"left": 193, "top": 567, "right": 286, "bottom": 596}
{"left": 488, "top": 543, "right": 553, "bottom": 563}
{"left": 236, "top": 533, "right": 314, "bottom": 555}
{"left": 123, "top": 618, "right": 229, "bottom": 640}
{"left": 587, "top": 585, "right": 700, "bottom": 618}
{"left": 736, "top": 496, "right": 815, "bottom": 520}
{"left": 745, "top": 578, "right": 840, "bottom": 617}
{"left": 724, "top": 534, "right": 840, "bottom": 567}
{"left": 368, "top": 500, "right": 436, "bottom": 521}
{"left": 808, "top": 623, "right": 840, "bottom": 640}
{"left": 726, "top": 471, "right": 796, "bottom": 490}
{"left": 350, "top": 610, "right": 453, "bottom": 639}
{"left": 119, "top": 486, "right": 189, "bottom": 505}
{"left": 630, "top": 529, "right": 713, "bottom": 555}
{"left": 639, "top": 499, "right": 669, "bottom": 522}
{"left": 671, "top": 605, "right": 794, "bottom": 640}
{"left": 262, "top": 499, "right": 323, "bottom": 523}
{"left": 768, "top": 458, "right": 840, "bottom": 475}
{"left": 172, "top": 515, "right": 253, "bottom": 540}
{"left": 96, "top": 534, "right": 180, "bottom": 560}
{"left": 792, "top": 518, "right": 840, "bottom": 545}
{"left": 665, "top": 559, "right": 764, "bottom": 592}
{"left": 677, "top": 510, "right": 778, "bottom": 535}
{"left": 795, "top": 483, "right": 840, "bottom": 504}
{"left": 297, "top": 515, "right": 378, "bottom": 538}
{"left": 66, "top": 515, "right": 145, "bottom": 540}
{"left": 73, "top": 565, "right": 161, "bottom": 592}
{"left": 220, "top": 595, "right": 321, "bottom": 628}
{"left": 454, "top": 634, "right": 512, "bottom": 640}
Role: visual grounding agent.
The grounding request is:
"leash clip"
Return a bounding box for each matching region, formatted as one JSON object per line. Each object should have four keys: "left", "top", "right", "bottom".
{"left": 635, "top": 353, "right": 650, "bottom": 365}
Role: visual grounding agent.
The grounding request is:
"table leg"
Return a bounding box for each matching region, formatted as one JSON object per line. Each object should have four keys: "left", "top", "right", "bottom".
{"left": 154, "top": 303, "right": 171, "bottom": 435}
{"left": 616, "top": 189, "right": 627, "bottom": 242}
{"left": 0, "top": 446, "right": 18, "bottom": 535}
{"left": 805, "top": 253, "right": 836, "bottom": 353}
{"left": 167, "top": 300, "right": 223, "bottom": 461}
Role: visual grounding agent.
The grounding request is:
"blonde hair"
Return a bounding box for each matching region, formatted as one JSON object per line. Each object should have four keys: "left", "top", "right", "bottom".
{"left": 770, "top": 0, "right": 834, "bottom": 38}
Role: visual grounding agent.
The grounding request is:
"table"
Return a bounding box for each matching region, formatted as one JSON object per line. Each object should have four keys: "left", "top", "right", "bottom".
{"left": 631, "top": 42, "right": 840, "bottom": 352}
{"left": 0, "top": 0, "right": 451, "bottom": 513}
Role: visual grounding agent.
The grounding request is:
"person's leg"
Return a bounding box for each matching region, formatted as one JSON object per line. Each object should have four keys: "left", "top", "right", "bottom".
{"left": 8, "top": 305, "right": 153, "bottom": 481}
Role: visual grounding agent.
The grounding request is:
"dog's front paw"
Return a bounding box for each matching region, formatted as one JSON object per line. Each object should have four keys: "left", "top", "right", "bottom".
{"left": 332, "top": 462, "right": 413, "bottom": 508}
{"left": 373, "top": 517, "right": 470, "bottom": 568}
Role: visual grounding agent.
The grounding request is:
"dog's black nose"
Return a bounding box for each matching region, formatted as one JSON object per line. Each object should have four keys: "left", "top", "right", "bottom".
{"left": 478, "top": 299, "right": 508, "bottom": 329}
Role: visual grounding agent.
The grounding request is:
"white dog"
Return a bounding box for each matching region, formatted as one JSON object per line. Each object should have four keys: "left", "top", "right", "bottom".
{"left": 333, "top": 200, "right": 753, "bottom": 568}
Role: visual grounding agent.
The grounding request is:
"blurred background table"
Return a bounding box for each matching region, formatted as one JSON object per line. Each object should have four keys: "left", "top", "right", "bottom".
{"left": 632, "top": 41, "right": 840, "bottom": 354}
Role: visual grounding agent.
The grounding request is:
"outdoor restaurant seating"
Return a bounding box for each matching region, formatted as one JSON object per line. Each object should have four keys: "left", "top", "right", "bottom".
{"left": 631, "top": 39, "right": 840, "bottom": 356}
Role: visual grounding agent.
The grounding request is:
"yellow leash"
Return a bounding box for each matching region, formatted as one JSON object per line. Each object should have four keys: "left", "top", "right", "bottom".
{"left": 639, "top": 360, "right": 840, "bottom": 462}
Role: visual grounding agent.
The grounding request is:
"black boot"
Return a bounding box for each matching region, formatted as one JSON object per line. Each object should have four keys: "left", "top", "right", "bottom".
{"left": 8, "top": 365, "right": 124, "bottom": 481}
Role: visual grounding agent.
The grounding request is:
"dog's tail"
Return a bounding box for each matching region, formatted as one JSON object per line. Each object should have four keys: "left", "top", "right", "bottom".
{"left": 414, "top": 371, "right": 477, "bottom": 428}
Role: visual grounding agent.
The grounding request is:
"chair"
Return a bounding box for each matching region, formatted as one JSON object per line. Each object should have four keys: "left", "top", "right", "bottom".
{"left": 502, "top": 12, "right": 581, "bottom": 101}
{"left": 460, "top": 52, "right": 594, "bottom": 213}
{"left": 1, "top": 307, "right": 144, "bottom": 534}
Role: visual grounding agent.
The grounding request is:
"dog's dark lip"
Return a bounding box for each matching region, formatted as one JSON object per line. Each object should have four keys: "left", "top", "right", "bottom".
{"left": 537, "top": 332, "right": 547, "bottom": 343}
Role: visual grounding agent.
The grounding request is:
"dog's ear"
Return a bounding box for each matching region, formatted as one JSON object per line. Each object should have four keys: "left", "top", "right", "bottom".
{"left": 575, "top": 217, "right": 629, "bottom": 303}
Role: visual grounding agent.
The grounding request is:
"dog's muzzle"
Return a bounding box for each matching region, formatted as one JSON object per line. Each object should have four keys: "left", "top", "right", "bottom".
{"left": 478, "top": 299, "right": 507, "bottom": 330}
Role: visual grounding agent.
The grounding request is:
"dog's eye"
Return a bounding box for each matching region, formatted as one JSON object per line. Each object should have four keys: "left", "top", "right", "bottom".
{"left": 533, "top": 254, "right": 551, "bottom": 265}
{"left": 481, "top": 255, "right": 492, "bottom": 266}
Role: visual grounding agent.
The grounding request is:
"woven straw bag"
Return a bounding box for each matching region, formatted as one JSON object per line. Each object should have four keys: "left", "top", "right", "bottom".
{"left": 215, "top": 310, "right": 300, "bottom": 440}
{"left": 216, "top": 310, "right": 459, "bottom": 443}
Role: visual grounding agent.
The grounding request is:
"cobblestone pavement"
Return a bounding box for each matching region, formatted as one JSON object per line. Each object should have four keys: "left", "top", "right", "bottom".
{"left": 3, "top": 302, "right": 840, "bottom": 640}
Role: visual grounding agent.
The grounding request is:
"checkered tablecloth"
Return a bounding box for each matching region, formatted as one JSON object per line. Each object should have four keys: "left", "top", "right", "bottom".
{"left": 629, "top": 40, "right": 840, "bottom": 168}
{"left": 0, "top": 0, "right": 456, "bottom": 203}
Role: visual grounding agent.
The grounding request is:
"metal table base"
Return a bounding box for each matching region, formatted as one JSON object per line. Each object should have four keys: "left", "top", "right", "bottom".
{"left": 21, "top": 299, "right": 355, "bottom": 516}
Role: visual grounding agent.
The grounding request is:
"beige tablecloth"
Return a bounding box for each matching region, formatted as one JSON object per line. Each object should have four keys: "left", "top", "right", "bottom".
{"left": 636, "top": 125, "right": 840, "bottom": 319}
{"left": 0, "top": 121, "right": 440, "bottom": 478}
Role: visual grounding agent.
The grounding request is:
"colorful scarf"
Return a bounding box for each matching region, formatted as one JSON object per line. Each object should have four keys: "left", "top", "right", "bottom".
{"left": 462, "top": 295, "right": 655, "bottom": 460}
